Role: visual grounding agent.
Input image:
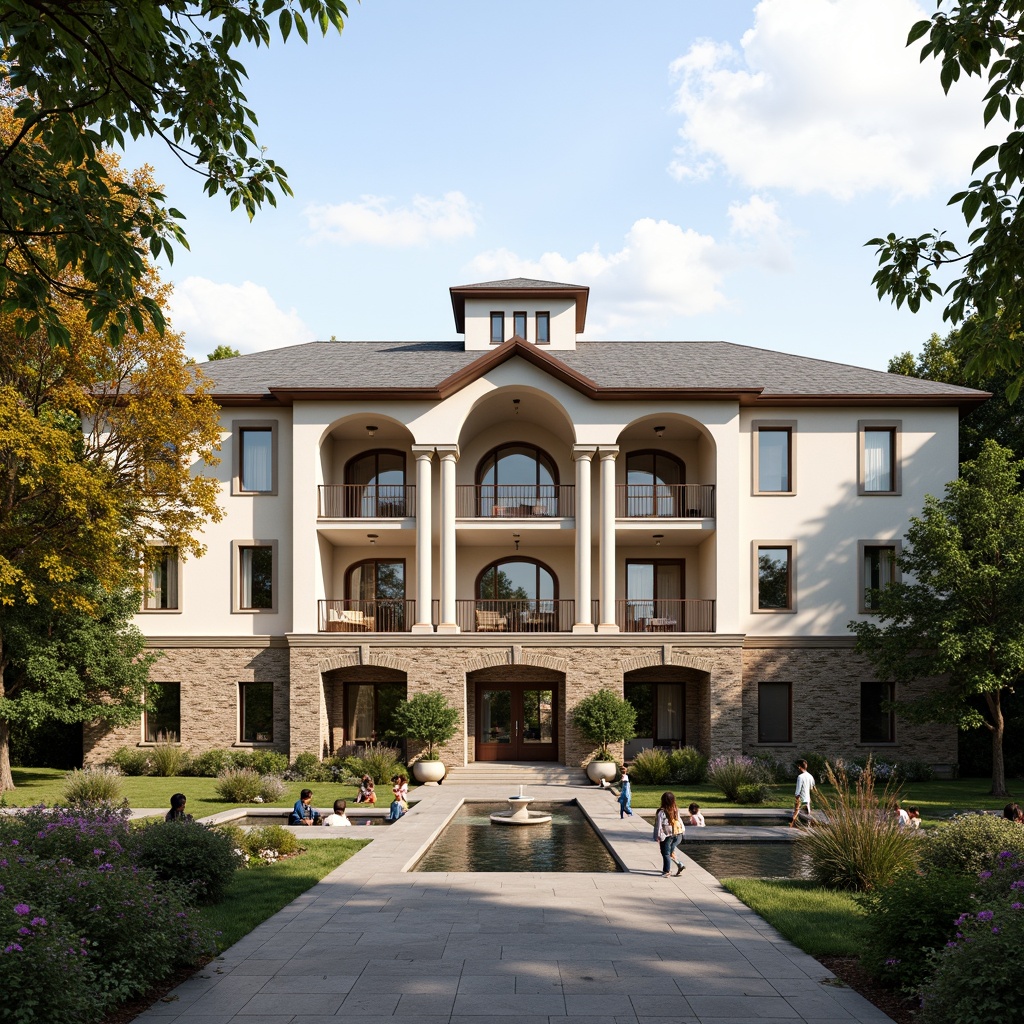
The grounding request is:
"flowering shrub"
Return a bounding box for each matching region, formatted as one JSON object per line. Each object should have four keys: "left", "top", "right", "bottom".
{"left": 706, "top": 755, "right": 763, "bottom": 800}
{"left": 257, "top": 774, "right": 286, "bottom": 801}
{"left": 0, "top": 805, "right": 132, "bottom": 867}
{"left": 921, "top": 813, "right": 1024, "bottom": 874}
{"left": 59, "top": 767, "right": 123, "bottom": 805}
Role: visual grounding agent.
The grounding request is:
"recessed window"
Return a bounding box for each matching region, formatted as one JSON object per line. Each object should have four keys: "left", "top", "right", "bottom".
{"left": 859, "top": 421, "right": 901, "bottom": 495}
{"left": 240, "top": 682, "right": 274, "bottom": 743}
{"left": 233, "top": 420, "right": 278, "bottom": 495}
{"left": 513, "top": 311, "right": 527, "bottom": 339}
{"left": 859, "top": 541, "right": 900, "bottom": 613}
{"left": 144, "top": 546, "right": 179, "bottom": 610}
{"left": 758, "top": 682, "right": 792, "bottom": 743}
{"left": 234, "top": 541, "right": 277, "bottom": 612}
{"left": 536, "top": 312, "right": 550, "bottom": 344}
{"left": 490, "top": 312, "right": 505, "bottom": 344}
{"left": 860, "top": 681, "right": 895, "bottom": 743}
{"left": 145, "top": 683, "right": 180, "bottom": 743}
{"left": 754, "top": 543, "right": 794, "bottom": 612}
{"left": 753, "top": 422, "right": 795, "bottom": 494}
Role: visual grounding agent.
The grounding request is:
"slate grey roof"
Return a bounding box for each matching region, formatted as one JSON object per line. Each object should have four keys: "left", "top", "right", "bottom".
{"left": 450, "top": 277, "right": 584, "bottom": 290}
{"left": 194, "top": 339, "right": 987, "bottom": 402}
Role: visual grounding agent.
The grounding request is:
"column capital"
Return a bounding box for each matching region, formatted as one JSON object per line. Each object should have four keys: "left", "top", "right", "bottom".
{"left": 435, "top": 444, "right": 460, "bottom": 461}
{"left": 571, "top": 445, "right": 598, "bottom": 461}
{"left": 410, "top": 445, "right": 435, "bottom": 460}
{"left": 598, "top": 445, "right": 619, "bottom": 460}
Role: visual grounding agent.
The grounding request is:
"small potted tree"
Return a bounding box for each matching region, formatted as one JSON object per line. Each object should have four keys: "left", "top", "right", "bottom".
{"left": 395, "top": 691, "right": 460, "bottom": 785}
{"left": 572, "top": 688, "right": 636, "bottom": 784}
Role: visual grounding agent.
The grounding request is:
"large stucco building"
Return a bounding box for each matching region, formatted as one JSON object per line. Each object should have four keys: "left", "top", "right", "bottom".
{"left": 85, "top": 278, "right": 987, "bottom": 771}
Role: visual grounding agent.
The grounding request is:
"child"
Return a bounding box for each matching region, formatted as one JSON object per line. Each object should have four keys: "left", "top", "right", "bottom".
{"left": 356, "top": 775, "right": 376, "bottom": 804}
{"left": 617, "top": 766, "right": 633, "bottom": 818}
{"left": 392, "top": 774, "right": 409, "bottom": 808}
{"left": 388, "top": 797, "right": 405, "bottom": 821}
{"left": 289, "top": 789, "right": 321, "bottom": 826}
{"left": 895, "top": 802, "right": 910, "bottom": 827}
{"left": 906, "top": 806, "right": 922, "bottom": 829}
{"left": 322, "top": 799, "right": 351, "bottom": 827}
{"left": 688, "top": 802, "right": 705, "bottom": 827}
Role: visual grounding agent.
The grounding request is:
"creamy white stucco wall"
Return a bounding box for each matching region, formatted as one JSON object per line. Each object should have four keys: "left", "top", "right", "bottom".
{"left": 463, "top": 297, "right": 577, "bottom": 349}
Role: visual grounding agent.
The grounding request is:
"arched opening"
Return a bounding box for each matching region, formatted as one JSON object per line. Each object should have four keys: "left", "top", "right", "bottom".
{"left": 470, "top": 556, "right": 569, "bottom": 631}
{"left": 624, "top": 449, "right": 686, "bottom": 516}
{"left": 343, "top": 449, "right": 408, "bottom": 517}
{"left": 322, "top": 665, "right": 407, "bottom": 756}
{"left": 467, "top": 665, "right": 562, "bottom": 762}
{"left": 623, "top": 665, "right": 710, "bottom": 759}
{"left": 475, "top": 442, "right": 561, "bottom": 517}
{"left": 341, "top": 559, "right": 408, "bottom": 632}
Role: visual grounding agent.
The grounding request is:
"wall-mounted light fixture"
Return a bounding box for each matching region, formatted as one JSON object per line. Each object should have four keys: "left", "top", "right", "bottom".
{"left": 513, "top": 532, "right": 521, "bottom": 551}
{"left": 653, "top": 534, "right": 664, "bottom": 547}
{"left": 366, "top": 425, "right": 378, "bottom": 438}
{"left": 654, "top": 425, "right": 665, "bottom": 438}
{"left": 512, "top": 399, "right": 521, "bottom": 415}
{"left": 367, "top": 533, "right": 379, "bottom": 545}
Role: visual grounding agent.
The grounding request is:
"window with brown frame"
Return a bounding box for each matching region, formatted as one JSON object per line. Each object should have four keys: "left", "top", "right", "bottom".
{"left": 758, "top": 681, "right": 792, "bottom": 743}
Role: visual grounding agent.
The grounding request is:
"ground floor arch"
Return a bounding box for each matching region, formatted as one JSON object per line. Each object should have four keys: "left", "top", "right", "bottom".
{"left": 321, "top": 664, "right": 407, "bottom": 756}
{"left": 623, "top": 664, "right": 711, "bottom": 759}
{"left": 466, "top": 665, "right": 565, "bottom": 762}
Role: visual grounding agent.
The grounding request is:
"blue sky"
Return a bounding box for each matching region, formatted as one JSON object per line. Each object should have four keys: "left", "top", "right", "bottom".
{"left": 125, "top": 0, "right": 993, "bottom": 368}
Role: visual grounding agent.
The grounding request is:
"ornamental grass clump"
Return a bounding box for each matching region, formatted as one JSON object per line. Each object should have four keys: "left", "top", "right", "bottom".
{"left": 669, "top": 745, "right": 708, "bottom": 784}
{"left": 149, "top": 736, "right": 189, "bottom": 777}
{"left": 356, "top": 743, "right": 407, "bottom": 782}
{"left": 800, "top": 760, "right": 920, "bottom": 891}
{"left": 59, "top": 766, "right": 123, "bottom": 805}
{"left": 629, "top": 747, "right": 671, "bottom": 784}
{"left": 214, "top": 767, "right": 264, "bottom": 802}
{"left": 706, "top": 754, "right": 761, "bottom": 801}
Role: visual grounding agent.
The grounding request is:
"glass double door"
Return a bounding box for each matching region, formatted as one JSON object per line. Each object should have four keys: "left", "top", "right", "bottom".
{"left": 476, "top": 682, "right": 557, "bottom": 761}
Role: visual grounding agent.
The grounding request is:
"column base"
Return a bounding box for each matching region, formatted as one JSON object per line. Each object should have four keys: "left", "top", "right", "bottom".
{"left": 410, "top": 622, "right": 435, "bottom": 634}
{"left": 572, "top": 623, "right": 596, "bottom": 634}
{"left": 435, "top": 622, "right": 461, "bottom": 634}
{"left": 596, "top": 623, "right": 620, "bottom": 634}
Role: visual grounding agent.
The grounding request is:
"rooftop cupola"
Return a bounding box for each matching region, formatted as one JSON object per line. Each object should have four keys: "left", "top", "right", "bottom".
{"left": 450, "top": 277, "right": 589, "bottom": 351}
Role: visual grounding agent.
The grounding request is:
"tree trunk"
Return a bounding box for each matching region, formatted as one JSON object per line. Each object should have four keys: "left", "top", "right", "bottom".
{"left": 986, "top": 690, "right": 1008, "bottom": 797}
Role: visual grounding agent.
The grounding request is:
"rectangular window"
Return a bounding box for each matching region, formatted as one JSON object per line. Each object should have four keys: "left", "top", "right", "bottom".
{"left": 535, "top": 312, "right": 550, "bottom": 344}
{"left": 754, "top": 543, "right": 794, "bottom": 611}
{"left": 239, "top": 544, "right": 274, "bottom": 610}
{"left": 860, "top": 681, "right": 895, "bottom": 743}
{"left": 144, "top": 546, "right": 179, "bottom": 610}
{"left": 758, "top": 682, "right": 792, "bottom": 743}
{"left": 240, "top": 682, "right": 274, "bottom": 743}
{"left": 753, "top": 422, "right": 795, "bottom": 494}
{"left": 145, "top": 683, "right": 181, "bottom": 743}
{"left": 861, "top": 542, "right": 899, "bottom": 612}
{"left": 859, "top": 421, "right": 901, "bottom": 495}
{"left": 490, "top": 312, "right": 505, "bottom": 344}
{"left": 233, "top": 420, "right": 278, "bottom": 495}
{"left": 513, "top": 311, "right": 527, "bottom": 339}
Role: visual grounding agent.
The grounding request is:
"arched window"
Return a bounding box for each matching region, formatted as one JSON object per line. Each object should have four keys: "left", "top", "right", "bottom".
{"left": 475, "top": 557, "right": 559, "bottom": 631}
{"left": 476, "top": 443, "right": 559, "bottom": 516}
{"left": 625, "top": 450, "right": 686, "bottom": 517}
{"left": 340, "top": 559, "right": 406, "bottom": 632}
{"left": 344, "top": 450, "right": 407, "bottom": 517}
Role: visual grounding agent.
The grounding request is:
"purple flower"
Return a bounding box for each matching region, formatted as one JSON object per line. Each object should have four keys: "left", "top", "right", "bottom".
{"left": 3, "top": 943, "right": 23, "bottom": 953}
{"left": 999, "top": 850, "right": 1014, "bottom": 859}
{"left": 980, "top": 870, "right": 993, "bottom": 879}
{"left": 977, "top": 910, "right": 995, "bottom": 922}
{"left": 1011, "top": 880, "right": 1024, "bottom": 890}
{"left": 17, "top": 928, "right": 32, "bottom": 936}
{"left": 12, "top": 904, "right": 30, "bottom": 916}
{"left": 1012, "top": 903, "right": 1023, "bottom": 910}
{"left": 30, "top": 917, "right": 46, "bottom": 927}
{"left": 885, "top": 957, "right": 901, "bottom": 966}
{"left": 992, "top": 926, "right": 1001, "bottom": 934}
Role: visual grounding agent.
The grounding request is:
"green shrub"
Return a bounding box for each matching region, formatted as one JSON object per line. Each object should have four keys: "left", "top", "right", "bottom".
{"left": 394, "top": 691, "right": 460, "bottom": 759}
{"left": 131, "top": 820, "right": 241, "bottom": 903}
{"left": 355, "top": 743, "right": 406, "bottom": 785}
{"left": 669, "top": 746, "right": 708, "bottom": 784}
{"left": 918, "top": 900, "right": 1024, "bottom": 1024}
{"left": 106, "top": 746, "right": 152, "bottom": 776}
{"left": 258, "top": 774, "right": 286, "bottom": 801}
{"left": 737, "top": 782, "right": 770, "bottom": 804}
{"left": 860, "top": 868, "right": 980, "bottom": 988}
{"left": 60, "top": 766, "right": 124, "bottom": 805}
{"left": 706, "top": 755, "right": 760, "bottom": 800}
{"left": 249, "top": 750, "right": 288, "bottom": 776}
{"left": 214, "top": 767, "right": 264, "bottom": 802}
{"left": 289, "top": 751, "right": 330, "bottom": 782}
{"left": 800, "top": 762, "right": 920, "bottom": 891}
{"left": 187, "top": 748, "right": 230, "bottom": 777}
{"left": 571, "top": 689, "right": 636, "bottom": 760}
{"left": 629, "top": 747, "right": 671, "bottom": 784}
{"left": 245, "top": 824, "right": 300, "bottom": 858}
{"left": 750, "top": 751, "right": 787, "bottom": 783}
{"left": 799, "top": 750, "right": 830, "bottom": 781}
{"left": 149, "top": 737, "right": 189, "bottom": 777}
{"left": 921, "top": 814, "right": 1024, "bottom": 874}
{"left": 895, "top": 758, "right": 934, "bottom": 783}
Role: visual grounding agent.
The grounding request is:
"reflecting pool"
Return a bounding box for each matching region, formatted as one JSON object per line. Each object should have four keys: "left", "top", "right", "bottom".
{"left": 683, "top": 841, "right": 813, "bottom": 879}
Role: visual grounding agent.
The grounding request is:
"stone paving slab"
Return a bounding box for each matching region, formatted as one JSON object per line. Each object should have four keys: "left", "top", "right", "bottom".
{"left": 132, "top": 782, "right": 893, "bottom": 1024}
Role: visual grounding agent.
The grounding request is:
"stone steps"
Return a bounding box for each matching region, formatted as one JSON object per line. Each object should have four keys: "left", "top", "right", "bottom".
{"left": 442, "top": 761, "right": 587, "bottom": 786}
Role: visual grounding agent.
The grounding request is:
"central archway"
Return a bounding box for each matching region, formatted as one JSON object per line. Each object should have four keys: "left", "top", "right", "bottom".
{"left": 467, "top": 665, "right": 562, "bottom": 762}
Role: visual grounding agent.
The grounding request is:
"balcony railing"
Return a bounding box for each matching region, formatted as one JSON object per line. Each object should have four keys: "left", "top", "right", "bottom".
{"left": 615, "top": 484, "right": 715, "bottom": 518}
{"left": 319, "top": 598, "right": 415, "bottom": 632}
{"left": 318, "top": 484, "right": 415, "bottom": 518}
{"left": 614, "top": 599, "right": 715, "bottom": 632}
{"left": 457, "top": 484, "right": 575, "bottom": 518}
{"left": 453, "top": 599, "right": 576, "bottom": 632}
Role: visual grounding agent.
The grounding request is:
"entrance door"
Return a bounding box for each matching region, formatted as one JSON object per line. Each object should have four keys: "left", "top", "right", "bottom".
{"left": 476, "top": 682, "right": 557, "bottom": 761}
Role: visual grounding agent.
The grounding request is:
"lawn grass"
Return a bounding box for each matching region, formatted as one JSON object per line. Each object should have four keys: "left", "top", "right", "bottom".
{"left": 722, "top": 878, "right": 870, "bottom": 957}
{"left": 3, "top": 768, "right": 389, "bottom": 817}
{"left": 199, "top": 838, "right": 369, "bottom": 951}
{"left": 626, "top": 779, "right": 1016, "bottom": 820}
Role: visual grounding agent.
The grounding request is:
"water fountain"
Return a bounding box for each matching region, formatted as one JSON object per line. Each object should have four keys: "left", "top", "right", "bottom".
{"left": 489, "top": 785, "right": 552, "bottom": 826}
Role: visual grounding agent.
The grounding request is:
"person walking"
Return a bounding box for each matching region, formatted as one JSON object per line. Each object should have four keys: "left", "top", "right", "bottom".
{"left": 790, "top": 759, "right": 815, "bottom": 827}
{"left": 654, "top": 791, "right": 685, "bottom": 876}
{"left": 617, "top": 766, "right": 633, "bottom": 818}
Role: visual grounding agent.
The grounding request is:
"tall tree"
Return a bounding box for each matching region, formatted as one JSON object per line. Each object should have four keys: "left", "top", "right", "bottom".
{"left": 850, "top": 440, "right": 1024, "bottom": 796}
{"left": 0, "top": 0, "right": 348, "bottom": 347}
{"left": 868, "top": 3, "right": 1024, "bottom": 399}
{"left": 207, "top": 345, "right": 241, "bottom": 361}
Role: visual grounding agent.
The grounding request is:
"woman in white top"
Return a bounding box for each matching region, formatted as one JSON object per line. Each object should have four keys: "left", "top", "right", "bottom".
{"left": 654, "top": 792, "right": 686, "bottom": 876}
{"left": 322, "top": 799, "right": 352, "bottom": 826}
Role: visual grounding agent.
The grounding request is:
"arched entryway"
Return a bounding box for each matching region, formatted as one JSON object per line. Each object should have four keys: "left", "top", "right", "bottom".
{"left": 467, "top": 665, "right": 563, "bottom": 762}
{"left": 322, "top": 665, "right": 407, "bottom": 756}
{"left": 623, "top": 664, "right": 710, "bottom": 759}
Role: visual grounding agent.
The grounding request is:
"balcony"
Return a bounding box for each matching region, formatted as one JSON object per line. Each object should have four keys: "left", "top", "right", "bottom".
{"left": 450, "top": 599, "right": 577, "bottom": 632}
{"left": 319, "top": 485, "right": 416, "bottom": 518}
{"left": 613, "top": 599, "right": 715, "bottom": 632}
{"left": 457, "top": 484, "right": 575, "bottom": 518}
{"left": 615, "top": 484, "right": 715, "bottom": 519}
{"left": 319, "top": 598, "right": 415, "bottom": 632}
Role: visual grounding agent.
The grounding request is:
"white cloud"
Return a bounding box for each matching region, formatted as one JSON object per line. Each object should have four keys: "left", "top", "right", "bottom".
{"left": 168, "top": 277, "right": 315, "bottom": 360}
{"left": 469, "top": 212, "right": 791, "bottom": 336}
{"left": 669, "top": 0, "right": 992, "bottom": 200}
{"left": 305, "top": 191, "right": 478, "bottom": 246}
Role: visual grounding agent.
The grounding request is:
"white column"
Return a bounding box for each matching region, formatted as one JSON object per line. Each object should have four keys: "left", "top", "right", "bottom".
{"left": 572, "top": 446, "right": 597, "bottom": 632}
{"left": 410, "top": 446, "right": 434, "bottom": 633}
{"left": 597, "top": 446, "right": 619, "bottom": 632}
{"left": 436, "top": 445, "right": 460, "bottom": 633}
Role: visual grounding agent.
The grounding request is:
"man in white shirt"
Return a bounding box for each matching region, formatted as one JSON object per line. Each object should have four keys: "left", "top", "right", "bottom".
{"left": 322, "top": 799, "right": 352, "bottom": 826}
{"left": 790, "top": 759, "right": 815, "bottom": 827}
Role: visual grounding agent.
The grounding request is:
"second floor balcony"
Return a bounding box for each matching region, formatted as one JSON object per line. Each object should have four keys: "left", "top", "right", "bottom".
{"left": 319, "top": 484, "right": 416, "bottom": 518}
{"left": 456, "top": 484, "right": 575, "bottom": 518}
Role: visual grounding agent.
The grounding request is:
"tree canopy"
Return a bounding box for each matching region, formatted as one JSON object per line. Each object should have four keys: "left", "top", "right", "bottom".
{"left": 0, "top": 0, "right": 348, "bottom": 347}
{"left": 869, "top": 2, "right": 1024, "bottom": 400}
{"left": 849, "top": 440, "right": 1024, "bottom": 796}
{"left": 207, "top": 344, "right": 241, "bottom": 361}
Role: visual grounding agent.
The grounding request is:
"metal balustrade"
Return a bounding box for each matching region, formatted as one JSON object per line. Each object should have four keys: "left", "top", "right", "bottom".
{"left": 455, "top": 599, "right": 577, "bottom": 633}
{"left": 615, "top": 484, "right": 715, "bottom": 519}
{"left": 318, "top": 599, "right": 415, "bottom": 632}
{"left": 456, "top": 484, "right": 575, "bottom": 518}
{"left": 613, "top": 599, "right": 715, "bottom": 632}
{"left": 318, "top": 485, "right": 416, "bottom": 518}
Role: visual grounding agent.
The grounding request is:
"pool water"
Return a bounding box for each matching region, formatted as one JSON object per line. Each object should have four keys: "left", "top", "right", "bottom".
{"left": 413, "top": 802, "right": 620, "bottom": 872}
{"left": 683, "top": 841, "right": 814, "bottom": 879}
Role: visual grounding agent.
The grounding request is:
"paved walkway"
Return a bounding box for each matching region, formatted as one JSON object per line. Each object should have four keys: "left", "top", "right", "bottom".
{"left": 133, "top": 783, "right": 892, "bottom": 1024}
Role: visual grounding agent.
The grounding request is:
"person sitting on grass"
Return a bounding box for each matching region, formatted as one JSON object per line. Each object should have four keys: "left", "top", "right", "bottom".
{"left": 356, "top": 775, "right": 376, "bottom": 804}
{"left": 165, "top": 793, "right": 193, "bottom": 823}
{"left": 322, "top": 799, "right": 351, "bottom": 827}
{"left": 289, "top": 789, "right": 321, "bottom": 825}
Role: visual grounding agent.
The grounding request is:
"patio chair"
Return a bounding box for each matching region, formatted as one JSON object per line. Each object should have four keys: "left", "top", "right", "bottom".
{"left": 475, "top": 609, "right": 508, "bottom": 632}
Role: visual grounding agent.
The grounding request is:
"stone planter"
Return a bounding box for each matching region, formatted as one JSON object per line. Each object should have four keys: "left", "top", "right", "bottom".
{"left": 586, "top": 760, "right": 617, "bottom": 785}
{"left": 411, "top": 760, "right": 446, "bottom": 785}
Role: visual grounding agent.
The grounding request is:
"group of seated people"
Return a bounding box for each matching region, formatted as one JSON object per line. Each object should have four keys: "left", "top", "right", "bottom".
{"left": 288, "top": 774, "right": 411, "bottom": 825}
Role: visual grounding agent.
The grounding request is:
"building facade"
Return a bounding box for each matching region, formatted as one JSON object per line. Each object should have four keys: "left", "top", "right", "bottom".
{"left": 84, "top": 279, "right": 987, "bottom": 770}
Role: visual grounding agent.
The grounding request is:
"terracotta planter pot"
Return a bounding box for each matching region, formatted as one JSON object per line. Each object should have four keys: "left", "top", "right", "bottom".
{"left": 411, "top": 760, "right": 446, "bottom": 785}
